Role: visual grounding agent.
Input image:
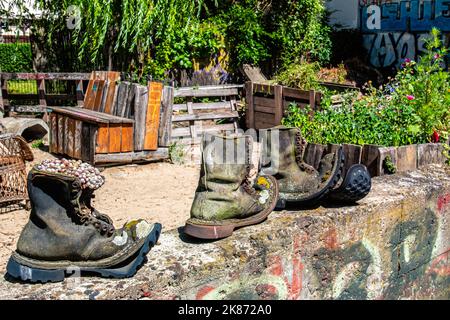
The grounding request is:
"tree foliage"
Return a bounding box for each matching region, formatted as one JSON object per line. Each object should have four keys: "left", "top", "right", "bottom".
{"left": 2, "top": 0, "right": 332, "bottom": 81}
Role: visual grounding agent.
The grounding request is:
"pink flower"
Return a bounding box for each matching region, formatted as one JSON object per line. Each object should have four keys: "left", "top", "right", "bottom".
{"left": 406, "top": 95, "right": 415, "bottom": 101}
{"left": 434, "top": 53, "right": 441, "bottom": 59}
{"left": 404, "top": 58, "right": 411, "bottom": 63}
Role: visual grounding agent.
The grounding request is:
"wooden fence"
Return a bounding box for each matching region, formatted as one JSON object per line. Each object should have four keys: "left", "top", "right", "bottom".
{"left": 171, "top": 84, "right": 242, "bottom": 144}
{"left": 245, "top": 81, "right": 322, "bottom": 130}
{"left": 0, "top": 72, "right": 91, "bottom": 116}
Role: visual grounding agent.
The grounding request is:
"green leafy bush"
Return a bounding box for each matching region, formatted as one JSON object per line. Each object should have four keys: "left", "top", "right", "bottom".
{"left": 274, "top": 61, "right": 321, "bottom": 90}
{"left": 15, "top": 0, "right": 331, "bottom": 80}
{"left": 282, "top": 29, "right": 449, "bottom": 147}
{"left": 274, "top": 62, "right": 349, "bottom": 90}
{"left": 0, "top": 43, "right": 33, "bottom": 72}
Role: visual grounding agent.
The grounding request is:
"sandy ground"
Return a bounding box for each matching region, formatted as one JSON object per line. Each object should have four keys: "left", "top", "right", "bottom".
{"left": 0, "top": 146, "right": 200, "bottom": 272}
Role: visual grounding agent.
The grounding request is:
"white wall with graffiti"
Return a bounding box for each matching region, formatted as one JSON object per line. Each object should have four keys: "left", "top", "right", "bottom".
{"left": 327, "top": 0, "right": 450, "bottom": 69}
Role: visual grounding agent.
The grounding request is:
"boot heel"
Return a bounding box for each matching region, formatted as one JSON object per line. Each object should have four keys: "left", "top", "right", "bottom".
{"left": 6, "top": 258, "right": 65, "bottom": 283}
{"left": 329, "top": 164, "right": 371, "bottom": 203}
{"left": 275, "top": 198, "right": 286, "bottom": 210}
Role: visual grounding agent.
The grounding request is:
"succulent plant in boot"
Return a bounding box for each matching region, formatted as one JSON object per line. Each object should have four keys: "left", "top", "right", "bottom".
{"left": 260, "top": 126, "right": 344, "bottom": 208}
{"left": 184, "top": 133, "right": 279, "bottom": 239}
{"left": 6, "top": 161, "right": 161, "bottom": 283}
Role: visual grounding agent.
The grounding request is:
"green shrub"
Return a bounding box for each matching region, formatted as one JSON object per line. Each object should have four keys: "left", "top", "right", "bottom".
{"left": 282, "top": 29, "right": 450, "bottom": 147}
{"left": 18, "top": 0, "right": 331, "bottom": 80}
{"left": 274, "top": 61, "right": 321, "bottom": 90}
{"left": 0, "top": 43, "right": 33, "bottom": 72}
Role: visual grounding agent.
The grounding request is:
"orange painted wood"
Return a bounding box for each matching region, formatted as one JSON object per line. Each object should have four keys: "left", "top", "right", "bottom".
{"left": 103, "top": 73, "right": 120, "bottom": 114}
{"left": 108, "top": 124, "right": 122, "bottom": 153}
{"left": 93, "top": 80, "right": 106, "bottom": 111}
{"left": 143, "top": 82, "right": 162, "bottom": 150}
{"left": 121, "top": 123, "right": 134, "bottom": 152}
{"left": 96, "top": 124, "right": 110, "bottom": 154}
{"left": 83, "top": 72, "right": 97, "bottom": 108}
{"left": 84, "top": 79, "right": 99, "bottom": 110}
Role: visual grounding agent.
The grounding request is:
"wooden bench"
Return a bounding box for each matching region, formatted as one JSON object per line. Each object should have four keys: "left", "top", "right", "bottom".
{"left": 48, "top": 71, "right": 171, "bottom": 165}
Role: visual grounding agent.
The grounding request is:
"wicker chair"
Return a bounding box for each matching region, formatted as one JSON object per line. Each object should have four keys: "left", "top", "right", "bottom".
{"left": 0, "top": 134, "right": 34, "bottom": 211}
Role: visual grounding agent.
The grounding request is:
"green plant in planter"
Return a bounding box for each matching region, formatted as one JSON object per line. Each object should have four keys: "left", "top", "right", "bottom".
{"left": 383, "top": 156, "right": 396, "bottom": 174}
{"left": 282, "top": 29, "right": 449, "bottom": 150}
{"left": 386, "top": 28, "right": 449, "bottom": 144}
{"left": 275, "top": 61, "right": 321, "bottom": 90}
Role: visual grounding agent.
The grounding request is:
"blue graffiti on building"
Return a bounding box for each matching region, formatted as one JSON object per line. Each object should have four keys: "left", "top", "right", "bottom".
{"left": 361, "top": 0, "right": 450, "bottom": 32}
{"left": 360, "top": 1, "right": 450, "bottom": 68}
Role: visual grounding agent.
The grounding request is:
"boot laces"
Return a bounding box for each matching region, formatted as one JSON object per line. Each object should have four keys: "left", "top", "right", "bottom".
{"left": 294, "top": 131, "right": 315, "bottom": 174}
{"left": 72, "top": 181, "right": 115, "bottom": 236}
{"left": 243, "top": 138, "right": 257, "bottom": 196}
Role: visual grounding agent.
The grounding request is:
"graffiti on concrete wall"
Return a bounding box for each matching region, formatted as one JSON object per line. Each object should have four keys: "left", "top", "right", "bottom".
{"left": 193, "top": 193, "right": 450, "bottom": 300}
{"left": 360, "top": 0, "right": 450, "bottom": 68}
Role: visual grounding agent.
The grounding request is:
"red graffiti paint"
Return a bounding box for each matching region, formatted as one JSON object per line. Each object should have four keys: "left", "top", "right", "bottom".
{"left": 142, "top": 291, "right": 151, "bottom": 297}
{"left": 255, "top": 284, "right": 278, "bottom": 299}
{"left": 437, "top": 194, "right": 450, "bottom": 213}
{"left": 267, "top": 236, "right": 304, "bottom": 299}
{"left": 324, "top": 228, "right": 338, "bottom": 249}
{"left": 288, "top": 236, "right": 304, "bottom": 299}
{"left": 427, "top": 251, "right": 450, "bottom": 277}
{"left": 268, "top": 255, "right": 283, "bottom": 276}
{"left": 195, "top": 285, "right": 215, "bottom": 300}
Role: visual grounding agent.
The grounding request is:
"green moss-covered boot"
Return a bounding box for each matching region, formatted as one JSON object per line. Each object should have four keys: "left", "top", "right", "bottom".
{"left": 184, "top": 133, "right": 279, "bottom": 239}
{"left": 6, "top": 166, "right": 161, "bottom": 283}
{"left": 260, "top": 126, "right": 344, "bottom": 208}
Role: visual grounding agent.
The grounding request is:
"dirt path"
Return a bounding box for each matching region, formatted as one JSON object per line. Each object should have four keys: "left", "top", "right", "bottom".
{"left": 0, "top": 147, "right": 199, "bottom": 272}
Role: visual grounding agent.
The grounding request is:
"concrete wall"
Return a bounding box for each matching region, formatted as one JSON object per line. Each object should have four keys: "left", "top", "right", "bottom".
{"left": 0, "top": 165, "right": 448, "bottom": 300}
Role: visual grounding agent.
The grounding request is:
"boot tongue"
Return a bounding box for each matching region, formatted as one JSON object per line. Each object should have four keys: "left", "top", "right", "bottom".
{"left": 248, "top": 140, "right": 260, "bottom": 186}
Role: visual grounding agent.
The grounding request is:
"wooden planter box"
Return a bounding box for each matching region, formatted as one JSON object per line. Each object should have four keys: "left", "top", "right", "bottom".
{"left": 245, "top": 82, "right": 322, "bottom": 130}
{"left": 244, "top": 81, "right": 359, "bottom": 131}
{"left": 304, "top": 142, "right": 448, "bottom": 177}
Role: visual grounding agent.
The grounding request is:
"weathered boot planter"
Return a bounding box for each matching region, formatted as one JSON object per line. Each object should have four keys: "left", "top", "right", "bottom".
{"left": 6, "top": 159, "right": 162, "bottom": 283}
{"left": 302, "top": 142, "right": 371, "bottom": 203}
{"left": 185, "top": 133, "right": 279, "bottom": 240}
{"left": 259, "top": 127, "right": 345, "bottom": 208}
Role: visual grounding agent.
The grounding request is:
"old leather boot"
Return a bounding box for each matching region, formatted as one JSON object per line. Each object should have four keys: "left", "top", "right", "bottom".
{"left": 260, "top": 126, "right": 344, "bottom": 208}
{"left": 6, "top": 166, "right": 161, "bottom": 283}
{"left": 327, "top": 164, "right": 372, "bottom": 203}
{"left": 184, "top": 133, "right": 279, "bottom": 239}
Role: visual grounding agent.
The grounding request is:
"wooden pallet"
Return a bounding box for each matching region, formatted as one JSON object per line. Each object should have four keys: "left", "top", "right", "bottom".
{"left": 245, "top": 82, "right": 321, "bottom": 130}
{"left": 171, "top": 85, "right": 242, "bottom": 145}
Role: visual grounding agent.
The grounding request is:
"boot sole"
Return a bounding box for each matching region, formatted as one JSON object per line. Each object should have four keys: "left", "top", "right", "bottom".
{"left": 277, "top": 147, "right": 345, "bottom": 209}
{"left": 328, "top": 164, "right": 371, "bottom": 203}
{"left": 184, "top": 176, "right": 279, "bottom": 240}
{"left": 6, "top": 223, "right": 162, "bottom": 283}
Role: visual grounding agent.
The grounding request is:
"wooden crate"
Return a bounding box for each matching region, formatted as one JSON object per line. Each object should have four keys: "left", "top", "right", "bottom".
{"left": 49, "top": 109, "right": 134, "bottom": 163}
{"left": 245, "top": 82, "right": 322, "bottom": 130}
